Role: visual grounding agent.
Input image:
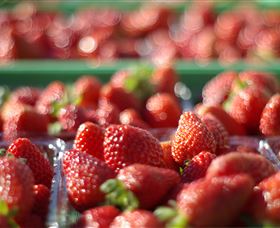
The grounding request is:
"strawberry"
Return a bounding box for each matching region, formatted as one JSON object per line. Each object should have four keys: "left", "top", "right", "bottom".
{"left": 0, "top": 157, "right": 34, "bottom": 221}
{"left": 177, "top": 174, "right": 254, "bottom": 226}
{"left": 18, "top": 214, "right": 44, "bottom": 228}
{"left": 73, "top": 122, "right": 104, "bottom": 160}
{"left": 171, "top": 112, "right": 216, "bottom": 165}
{"left": 202, "top": 114, "right": 229, "bottom": 154}
{"left": 160, "top": 141, "right": 178, "bottom": 171}
{"left": 195, "top": 104, "right": 246, "bottom": 135}
{"left": 206, "top": 152, "right": 276, "bottom": 184}
{"left": 32, "top": 184, "right": 50, "bottom": 220}
{"left": 3, "top": 107, "right": 48, "bottom": 141}
{"left": 227, "top": 86, "right": 270, "bottom": 133}
{"left": 74, "top": 75, "right": 102, "bottom": 108}
{"left": 116, "top": 164, "right": 180, "bottom": 209}
{"left": 202, "top": 71, "right": 237, "bottom": 105}
{"left": 58, "top": 104, "right": 87, "bottom": 132}
{"left": 182, "top": 151, "right": 216, "bottom": 182}
{"left": 7, "top": 138, "right": 53, "bottom": 188}
{"left": 151, "top": 66, "right": 178, "bottom": 95}
{"left": 74, "top": 206, "right": 120, "bottom": 228}
{"left": 9, "top": 87, "right": 41, "bottom": 106}
{"left": 100, "top": 84, "right": 140, "bottom": 111}
{"left": 144, "top": 93, "right": 181, "bottom": 128}
{"left": 110, "top": 70, "right": 130, "bottom": 89}
{"left": 95, "top": 101, "right": 120, "bottom": 126}
{"left": 110, "top": 210, "right": 163, "bottom": 228}
{"left": 103, "top": 125, "right": 165, "bottom": 173}
{"left": 119, "top": 108, "right": 149, "bottom": 129}
{"left": 63, "top": 150, "right": 115, "bottom": 211}
{"left": 260, "top": 93, "right": 280, "bottom": 136}
{"left": 0, "top": 216, "right": 9, "bottom": 228}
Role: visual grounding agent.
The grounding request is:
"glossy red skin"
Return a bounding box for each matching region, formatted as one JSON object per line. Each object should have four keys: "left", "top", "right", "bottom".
{"left": 9, "top": 87, "right": 42, "bottom": 106}
{"left": 95, "top": 101, "right": 120, "bottom": 127}
{"left": 32, "top": 184, "right": 50, "bottom": 220}
{"left": 119, "top": 108, "right": 149, "bottom": 129}
{"left": 160, "top": 141, "right": 178, "bottom": 171}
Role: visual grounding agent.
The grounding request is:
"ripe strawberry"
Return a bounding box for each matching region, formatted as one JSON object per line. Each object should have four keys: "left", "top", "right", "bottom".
{"left": 144, "top": 93, "right": 181, "bottom": 128}
{"left": 9, "top": 87, "right": 41, "bottom": 106}
{"left": 206, "top": 152, "right": 276, "bottom": 184}
{"left": 110, "top": 210, "right": 163, "bottom": 228}
{"left": 74, "top": 75, "right": 102, "bottom": 108}
{"left": 18, "top": 214, "right": 44, "bottom": 228}
{"left": 151, "top": 66, "right": 178, "bottom": 95}
{"left": 171, "top": 112, "right": 216, "bottom": 165}
{"left": 73, "top": 122, "right": 104, "bottom": 160}
{"left": 195, "top": 104, "right": 246, "bottom": 135}
{"left": 0, "top": 216, "right": 9, "bottom": 228}
{"left": 7, "top": 138, "right": 53, "bottom": 188}
{"left": 74, "top": 206, "right": 120, "bottom": 228}
{"left": 202, "top": 114, "right": 229, "bottom": 154}
{"left": 3, "top": 107, "right": 48, "bottom": 141}
{"left": 260, "top": 93, "right": 280, "bottom": 136}
{"left": 1, "top": 99, "right": 26, "bottom": 122}
{"left": 182, "top": 151, "right": 216, "bottom": 182}
{"left": 58, "top": 104, "right": 87, "bottom": 132}
{"left": 95, "top": 101, "right": 120, "bottom": 126}
{"left": 202, "top": 71, "right": 237, "bottom": 105}
{"left": 63, "top": 150, "right": 115, "bottom": 211}
{"left": 0, "top": 157, "right": 34, "bottom": 221}
{"left": 117, "top": 164, "right": 180, "bottom": 209}
{"left": 110, "top": 70, "right": 130, "bottom": 89}
{"left": 100, "top": 84, "right": 140, "bottom": 111}
{"left": 177, "top": 174, "right": 254, "bottom": 226}
{"left": 160, "top": 141, "right": 178, "bottom": 171}
{"left": 36, "top": 81, "right": 65, "bottom": 116}
{"left": 103, "top": 125, "right": 165, "bottom": 173}
{"left": 119, "top": 108, "right": 149, "bottom": 129}
{"left": 227, "top": 86, "right": 270, "bottom": 133}
{"left": 32, "top": 184, "right": 50, "bottom": 220}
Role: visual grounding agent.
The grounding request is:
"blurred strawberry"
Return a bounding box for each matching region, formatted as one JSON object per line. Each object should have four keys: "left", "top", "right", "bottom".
{"left": 110, "top": 70, "right": 130, "bottom": 89}
{"left": 9, "top": 87, "right": 41, "bottom": 106}
{"left": 95, "top": 101, "right": 120, "bottom": 126}
{"left": 119, "top": 108, "right": 149, "bottom": 129}
{"left": 32, "top": 184, "right": 50, "bottom": 220}
{"left": 18, "top": 214, "right": 44, "bottom": 228}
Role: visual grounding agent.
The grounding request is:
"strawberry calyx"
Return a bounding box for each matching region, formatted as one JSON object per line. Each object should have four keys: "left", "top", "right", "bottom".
{"left": 154, "top": 200, "right": 188, "bottom": 228}
{"left": 0, "top": 149, "right": 6, "bottom": 157}
{"left": 100, "top": 179, "right": 139, "bottom": 211}
{"left": 0, "top": 86, "right": 10, "bottom": 108}
{"left": 0, "top": 200, "right": 19, "bottom": 228}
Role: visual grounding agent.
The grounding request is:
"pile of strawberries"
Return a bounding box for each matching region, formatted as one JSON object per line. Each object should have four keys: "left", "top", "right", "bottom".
{"left": 0, "top": 65, "right": 181, "bottom": 141}
{"left": 0, "top": 138, "right": 53, "bottom": 227}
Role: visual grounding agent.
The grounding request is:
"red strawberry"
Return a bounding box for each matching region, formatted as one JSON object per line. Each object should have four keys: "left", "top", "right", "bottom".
{"left": 110, "top": 70, "right": 130, "bottom": 89}
{"left": 63, "top": 150, "right": 115, "bottom": 211}
{"left": 100, "top": 84, "right": 140, "bottom": 111}
{"left": 103, "top": 125, "right": 165, "bottom": 173}
{"left": 95, "top": 101, "right": 120, "bottom": 126}
{"left": 3, "top": 105, "right": 48, "bottom": 141}
{"left": 202, "top": 114, "right": 229, "bottom": 154}
{"left": 171, "top": 112, "right": 216, "bottom": 165}
{"left": 206, "top": 152, "right": 276, "bottom": 184}
{"left": 119, "top": 108, "right": 149, "bottom": 129}
{"left": 0, "top": 216, "right": 9, "bottom": 228}
{"left": 260, "top": 93, "right": 280, "bottom": 136}
{"left": 74, "top": 75, "right": 102, "bottom": 108}
{"left": 151, "top": 66, "right": 178, "bottom": 95}
{"left": 74, "top": 206, "right": 120, "bottom": 228}
{"left": 9, "top": 87, "right": 41, "bottom": 106}
{"left": 177, "top": 174, "right": 254, "bottom": 226}
{"left": 7, "top": 138, "right": 53, "bottom": 188}
{"left": 202, "top": 71, "right": 237, "bottom": 105}
{"left": 32, "top": 184, "right": 50, "bottom": 220}
{"left": 58, "top": 104, "right": 87, "bottom": 132}
{"left": 182, "top": 151, "right": 216, "bottom": 182}
{"left": 73, "top": 122, "right": 104, "bottom": 160}
{"left": 144, "top": 93, "right": 181, "bottom": 128}
{"left": 195, "top": 104, "right": 246, "bottom": 135}
{"left": 111, "top": 210, "right": 163, "bottom": 228}
{"left": 18, "top": 214, "right": 44, "bottom": 228}
{"left": 227, "top": 86, "right": 270, "bottom": 133}
{"left": 117, "top": 164, "right": 180, "bottom": 209}
{"left": 160, "top": 141, "right": 178, "bottom": 171}
{"left": 0, "top": 157, "right": 34, "bottom": 221}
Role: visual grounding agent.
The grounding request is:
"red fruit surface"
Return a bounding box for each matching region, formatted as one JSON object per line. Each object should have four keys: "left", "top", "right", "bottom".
{"left": 103, "top": 125, "right": 165, "bottom": 173}
{"left": 63, "top": 150, "right": 115, "bottom": 211}
{"left": 0, "top": 215, "right": 9, "bottom": 228}
{"left": 260, "top": 93, "right": 280, "bottom": 136}
{"left": 9, "top": 87, "right": 41, "bottom": 106}
{"left": 95, "top": 101, "right": 120, "bottom": 126}
{"left": 145, "top": 93, "right": 181, "bottom": 128}
{"left": 160, "top": 141, "right": 178, "bottom": 171}
{"left": 111, "top": 210, "right": 163, "bottom": 228}
{"left": 0, "top": 157, "right": 34, "bottom": 221}
{"left": 182, "top": 151, "right": 216, "bottom": 182}
{"left": 32, "top": 184, "right": 50, "bottom": 220}
{"left": 206, "top": 152, "right": 276, "bottom": 184}
{"left": 110, "top": 70, "right": 130, "bottom": 89}
{"left": 73, "top": 122, "right": 104, "bottom": 160}
{"left": 7, "top": 138, "right": 53, "bottom": 188}
{"left": 202, "top": 71, "right": 237, "bottom": 105}
{"left": 177, "top": 174, "right": 254, "bottom": 226}
{"left": 18, "top": 214, "right": 44, "bottom": 228}
{"left": 74, "top": 75, "right": 102, "bottom": 108}
{"left": 172, "top": 112, "right": 216, "bottom": 165}
{"left": 74, "top": 206, "right": 120, "bottom": 228}
{"left": 117, "top": 164, "right": 180, "bottom": 209}
{"left": 119, "top": 108, "right": 149, "bottom": 129}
